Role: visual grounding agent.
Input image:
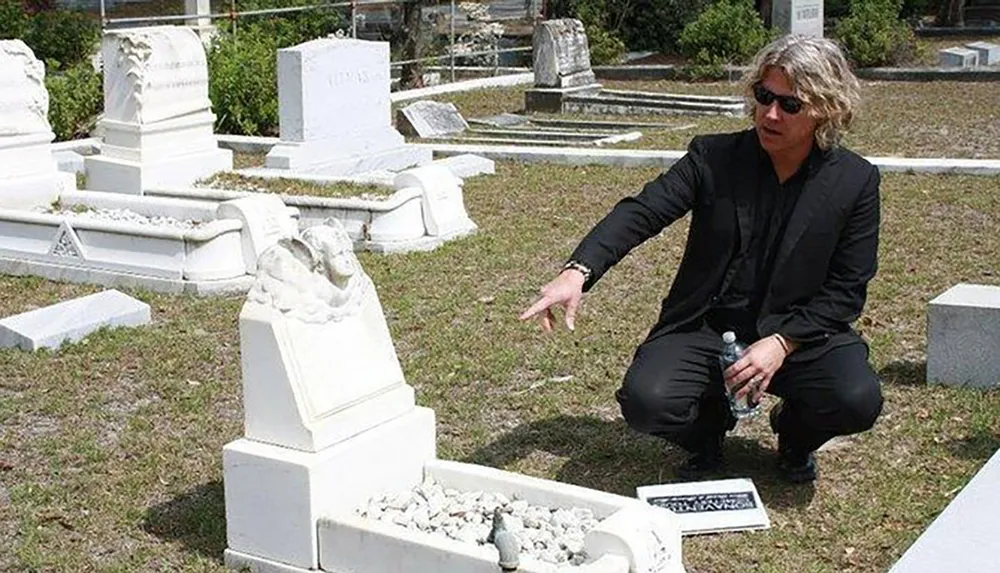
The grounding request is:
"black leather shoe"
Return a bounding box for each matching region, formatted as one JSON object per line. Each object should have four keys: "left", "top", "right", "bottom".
{"left": 770, "top": 401, "right": 818, "bottom": 483}
{"left": 777, "top": 446, "right": 818, "bottom": 484}
{"left": 676, "top": 434, "right": 725, "bottom": 480}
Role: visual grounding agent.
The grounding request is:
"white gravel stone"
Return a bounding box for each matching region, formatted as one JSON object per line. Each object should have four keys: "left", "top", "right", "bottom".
{"left": 356, "top": 476, "right": 598, "bottom": 567}
{"left": 47, "top": 206, "right": 203, "bottom": 230}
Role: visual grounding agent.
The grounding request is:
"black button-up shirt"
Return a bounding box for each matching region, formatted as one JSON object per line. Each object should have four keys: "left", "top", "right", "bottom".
{"left": 709, "top": 146, "right": 821, "bottom": 339}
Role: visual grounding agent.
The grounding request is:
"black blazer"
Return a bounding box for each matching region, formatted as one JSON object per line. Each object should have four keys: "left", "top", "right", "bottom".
{"left": 570, "top": 129, "right": 881, "bottom": 362}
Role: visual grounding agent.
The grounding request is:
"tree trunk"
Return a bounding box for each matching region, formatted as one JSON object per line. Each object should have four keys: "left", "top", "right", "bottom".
{"left": 935, "top": 0, "right": 966, "bottom": 26}
{"left": 757, "top": 0, "right": 773, "bottom": 28}
{"left": 400, "top": 0, "right": 424, "bottom": 89}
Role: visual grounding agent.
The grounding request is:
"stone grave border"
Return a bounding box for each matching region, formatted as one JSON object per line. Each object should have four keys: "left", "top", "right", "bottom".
{"left": 591, "top": 65, "right": 1000, "bottom": 83}
{"left": 197, "top": 136, "right": 1000, "bottom": 176}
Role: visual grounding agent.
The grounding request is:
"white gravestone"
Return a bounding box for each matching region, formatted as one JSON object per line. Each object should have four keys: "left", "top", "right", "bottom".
{"left": 0, "top": 40, "right": 75, "bottom": 210}
{"left": 395, "top": 100, "right": 469, "bottom": 138}
{"left": 927, "top": 283, "right": 1000, "bottom": 389}
{"left": 533, "top": 19, "right": 598, "bottom": 89}
{"left": 394, "top": 164, "right": 478, "bottom": 239}
{"left": 216, "top": 195, "right": 298, "bottom": 274}
{"left": 85, "top": 26, "right": 232, "bottom": 194}
{"left": 939, "top": 47, "right": 979, "bottom": 68}
{"left": 224, "top": 218, "right": 436, "bottom": 568}
{"left": 772, "top": 0, "right": 824, "bottom": 38}
{"left": 264, "top": 38, "right": 431, "bottom": 175}
{"left": 965, "top": 41, "right": 1000, "bottom": 66}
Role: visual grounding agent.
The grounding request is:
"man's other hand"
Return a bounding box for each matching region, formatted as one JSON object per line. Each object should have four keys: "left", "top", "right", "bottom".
{"left": 519, "top": 269, "right": 587, "bottom": 332}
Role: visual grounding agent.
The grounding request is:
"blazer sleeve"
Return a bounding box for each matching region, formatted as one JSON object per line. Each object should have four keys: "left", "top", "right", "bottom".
{"left": 568, "top": 137, "right": 705, "bottom": 291}
{"left": 761, "top": 166, "right": 881, "bottom": 344}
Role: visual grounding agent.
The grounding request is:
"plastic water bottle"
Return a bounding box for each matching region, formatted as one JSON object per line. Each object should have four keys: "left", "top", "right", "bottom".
{"left": 719, "top": 331, "right": 761, "bottom": 419}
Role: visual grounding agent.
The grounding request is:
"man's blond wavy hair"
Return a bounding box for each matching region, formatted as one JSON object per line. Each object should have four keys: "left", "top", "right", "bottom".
{"left": 743, "top": 35, "right": 861, "bottom": 150}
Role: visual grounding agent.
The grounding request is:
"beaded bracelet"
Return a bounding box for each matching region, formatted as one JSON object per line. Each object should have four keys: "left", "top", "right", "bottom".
{"left": 562, "top": 260, "right": 592, "bottom": 283}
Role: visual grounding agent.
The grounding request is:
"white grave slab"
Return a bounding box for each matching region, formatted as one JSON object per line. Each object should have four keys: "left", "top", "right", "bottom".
{"left": 0, "top": 289, "right": 150, "bottom": 351}
{"left": 939, "top": 47, "right": 979, "bottom": 68}
{"left": 264, "top": 38, "right": 431, "bottom": 175}
{"left": 772, "top": 0, "right": 824, "bottom": 38}
{"left": 889, "top": 448, "right": 1000, "bottom": 573}
{"left": 965, "top": 41, "right": 1000, "bottom": 66}
{"left": 396, "top": 100, "right": 469, "bottom": 138}
{"left": 0, "top": 40, "right": 75, "bottom": 210}
{"left": 533, "top": 19, "right": 598, "bottom": 89}
{"left": 927, "top": 283, "right": 1000, "bottom": 388}
{"left": 85, "top": 26, "right": 232, "bottom": 194}
{"left": 394, "top": 164, "right": 478, "bottom": 239}
{"left": 430, "top": 153, "right": 495, "bottom": 179}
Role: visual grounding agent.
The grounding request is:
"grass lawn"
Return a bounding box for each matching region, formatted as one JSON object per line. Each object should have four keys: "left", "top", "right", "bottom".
{"left": 430, "top": 80, "right": 1000, "bottom": 159}
{"left": 1, "top": 159, "right": 999, "bottom": 571}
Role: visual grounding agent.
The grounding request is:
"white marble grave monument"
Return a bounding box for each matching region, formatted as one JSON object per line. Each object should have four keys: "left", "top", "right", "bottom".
{"left": 85, "top": 26, "right": 232, "bottom": 194}
{"left": 264, "top": 38, "right": 431, "bottom": 175}
{"left": 0, "top": 40, "right": 75, "bottom": 210}
{"left": 223, "top": 219, "right": 687, "bottom": 573}
{"left": 772, "top": 0, "right": 824, "bottom": 38}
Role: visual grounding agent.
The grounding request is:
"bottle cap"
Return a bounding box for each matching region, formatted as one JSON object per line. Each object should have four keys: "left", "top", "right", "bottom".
{"left": 722, "top": 331, "right": 736, "bottom": 344}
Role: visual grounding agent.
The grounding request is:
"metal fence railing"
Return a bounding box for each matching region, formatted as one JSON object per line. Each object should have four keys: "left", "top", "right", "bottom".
{"left": 96, "top": 0, "right": 543, "bottom": 84}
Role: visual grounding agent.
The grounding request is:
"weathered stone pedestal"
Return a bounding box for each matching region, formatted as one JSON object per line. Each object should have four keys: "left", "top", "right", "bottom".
{"left": 523, "top": 19, "right": 602, "bottom": 114}
{"left": 85, "top": 26, "right": 232, "bottom": 194}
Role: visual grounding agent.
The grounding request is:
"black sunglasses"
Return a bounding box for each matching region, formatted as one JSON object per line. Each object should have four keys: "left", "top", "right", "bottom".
{"left": 752, "top": 82, "right": 804, "bottom": 115}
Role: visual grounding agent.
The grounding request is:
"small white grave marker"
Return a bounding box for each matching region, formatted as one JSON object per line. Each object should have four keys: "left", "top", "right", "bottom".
{"left": 637, "top": 478, "right": 770, "bottom": 536}
{"left": 394, "top": 164, "right": 477, "bottom": 238}
{"left": 0, "top": 289, "right": 151, "bottom": 351}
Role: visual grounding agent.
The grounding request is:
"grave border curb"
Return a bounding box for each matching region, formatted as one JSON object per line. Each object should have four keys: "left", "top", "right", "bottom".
{"left": 592, "top": 65, "right": 1000, "bottom": 83}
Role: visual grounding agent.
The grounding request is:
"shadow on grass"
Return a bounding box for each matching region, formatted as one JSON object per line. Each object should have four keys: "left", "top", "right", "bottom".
{"left": 142, "top": 480, "right": 227, "bottom": 563}
{"left": 879, "top": 360, "right": 927, "bottom": 387}
{"left": 948, "top": 429, "right": 1000, "bottom": 461}
{"left": 463, "top": 415, "right": 814, "bottom": 511}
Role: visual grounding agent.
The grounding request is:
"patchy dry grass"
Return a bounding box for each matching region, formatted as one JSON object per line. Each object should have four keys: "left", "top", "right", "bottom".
{"left": 200, "top": 170, "right": 394, "bottom": 199}
{"left": 437, "top": 80, "right": 1000, "bottom": 158}
{"left": 1, "top": 163, "right": 999, "bottom": 572}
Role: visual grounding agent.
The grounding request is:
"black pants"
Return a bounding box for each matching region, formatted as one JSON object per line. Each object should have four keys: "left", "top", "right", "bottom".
{"left": 616, "top": 320, "right": 884, "bottom": 454}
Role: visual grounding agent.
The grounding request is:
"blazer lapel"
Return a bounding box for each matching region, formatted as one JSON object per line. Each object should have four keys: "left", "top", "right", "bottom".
{"left": 771, "top": 150, "right": 840, "bottom": 275}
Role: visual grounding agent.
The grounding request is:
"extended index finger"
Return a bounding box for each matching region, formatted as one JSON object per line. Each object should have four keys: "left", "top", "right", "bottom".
{"left": 519, "top": 295, "right": 554, "bottom": 321}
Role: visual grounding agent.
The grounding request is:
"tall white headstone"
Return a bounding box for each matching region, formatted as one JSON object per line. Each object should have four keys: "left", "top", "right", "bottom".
{"left": 264, "top": 37, "right": 431, "bottom": 176}
{"left": 85, "top": 26, "right": 232, "bottom": 194}
{"left": 223, "top": 218, "right": 436, "bottom": 568}
{"left": 772, "top": 0, "right": 824, "bottom": 38}
{"left": 0, "top": 40, "right": 75, "bottom": 210}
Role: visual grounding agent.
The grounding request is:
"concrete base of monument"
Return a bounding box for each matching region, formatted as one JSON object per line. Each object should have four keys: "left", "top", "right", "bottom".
{"left": 0, "top": 189, "right": 298, "bottom": 294}
{"left": 264, "top": 141, "right": 432, "bottom": 177}
{"left": 223, "top": 448, "right": 686, "bottom": 573}
{"left": 84, "top": 147, "right": 233, "bottom": 195}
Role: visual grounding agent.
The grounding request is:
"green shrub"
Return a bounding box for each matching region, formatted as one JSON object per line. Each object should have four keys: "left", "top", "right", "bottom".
{"left": 584, "top": 23, "right": 626, "bottom": 65}
{"left": 835, "top": 0, "right": 919, "bottom": 67}
{"left": 679, "top": 0, "right": 773, "bottom": 67}
{"left": 46, "top": 61, "right": 102, "bottom": 141}
{"left": 25, "top": 9, "right": 101, "bottom": 71}
{"left": 207, "top": 27, "right": 280, "bottom": 136}
{"left": 0, "top": 0, "right": 30, "bottom": 40}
